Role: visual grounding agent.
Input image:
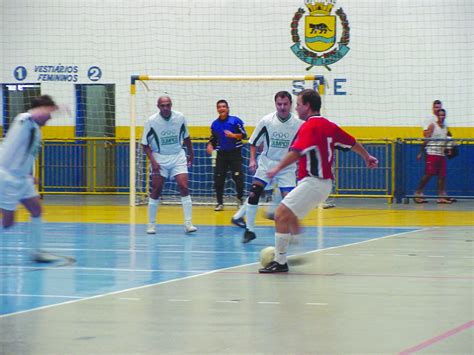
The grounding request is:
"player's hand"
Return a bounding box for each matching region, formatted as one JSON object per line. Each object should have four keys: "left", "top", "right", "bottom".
{"left": 365, "top": 155, "right": 378, "bottom": 168}
{"left": 224, "top": 130, "right": 235, "bottom": 138}
{"left": 249, "top": 159, "right": 257, "bottom": 173}
{"left": 151, "top": 161, "right": 160, "bottom": 174}
{"left": 206, "top": 143, "right": 214, "bottom": 155}
{"left": 266, "top": 167, "right": 279, "bottom": 179}
{"left": 187, "top": 156, "right": 194, "bottom": 168}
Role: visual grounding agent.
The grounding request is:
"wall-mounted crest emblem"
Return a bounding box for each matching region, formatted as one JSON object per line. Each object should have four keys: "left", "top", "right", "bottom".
{"left": 291, "top": 0, "right": 350, "bottom": 70}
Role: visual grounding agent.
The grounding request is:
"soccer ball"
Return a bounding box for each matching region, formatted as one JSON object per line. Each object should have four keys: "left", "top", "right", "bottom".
{"left": 259, "top": 246, "right": 275, "bottom": 267}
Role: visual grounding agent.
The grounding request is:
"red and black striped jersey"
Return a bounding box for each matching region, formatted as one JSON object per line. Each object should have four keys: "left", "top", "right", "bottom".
{"left": 290, "top": 116, "right": 355, "bottom": 180}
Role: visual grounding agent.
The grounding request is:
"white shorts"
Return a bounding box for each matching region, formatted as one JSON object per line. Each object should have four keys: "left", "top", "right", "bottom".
{"left": 253, "top": 156, "right": 297, "bottom": 189}
{"left": 281, "top": 177, "right": 332, "bottom": 219}
{"left": 152, "top": 150, "right": 188, "bottom": 179}
{"left": 0, "top": 168, "right": 38, "bottom": 211}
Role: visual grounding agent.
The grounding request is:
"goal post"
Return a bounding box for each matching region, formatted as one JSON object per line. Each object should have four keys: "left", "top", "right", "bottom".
{"left": 128, "top": 74, "right": 320, "bottom": 206}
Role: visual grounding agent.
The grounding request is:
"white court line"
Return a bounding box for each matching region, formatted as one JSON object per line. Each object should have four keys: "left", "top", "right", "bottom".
{"left": 306, "top": 303, "right": 328, "bottom": 306}
{"left": 0, "top": 227, "right": 431, "bottom": 319}
{"left": 0, "top": 266, "right": 211, "bottom": 273}
{"left": 258, "top": 301, "right": 280, "bottom": 305}
{"left": 0, "top": 247, "right": 257, "bottom": 254}
{"left": 0, "top": 293, "right": 82, "bottom": 299}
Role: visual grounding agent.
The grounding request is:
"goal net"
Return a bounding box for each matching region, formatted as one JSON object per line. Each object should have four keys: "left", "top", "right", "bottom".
{"left": 129, "top": 75, "right": 320, "bottom": 206}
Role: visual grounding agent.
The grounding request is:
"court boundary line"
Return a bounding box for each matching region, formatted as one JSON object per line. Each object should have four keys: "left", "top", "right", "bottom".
{"left": 398, "top": 319, "right": 474, "bottom": 354}
{"left": 0, "top": 227, "right": 429, "bottom": 319}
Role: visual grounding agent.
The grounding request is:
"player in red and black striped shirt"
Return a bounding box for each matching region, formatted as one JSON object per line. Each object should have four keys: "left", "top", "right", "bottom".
{"left": 260, "top": 89, "right": 378, "bottom": 273}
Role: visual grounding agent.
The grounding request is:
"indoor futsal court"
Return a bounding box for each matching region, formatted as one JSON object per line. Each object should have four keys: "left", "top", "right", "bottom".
{"left": 2, "top": 0, "right": 474, "bottom": 354}
{"left": 1, "top": 198, "right": 472, "bottom": 354}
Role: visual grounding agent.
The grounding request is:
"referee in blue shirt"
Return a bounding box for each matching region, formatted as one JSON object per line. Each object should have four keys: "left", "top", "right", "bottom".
{"left": 207, "top": 99, "right": 247, "bottom": 211}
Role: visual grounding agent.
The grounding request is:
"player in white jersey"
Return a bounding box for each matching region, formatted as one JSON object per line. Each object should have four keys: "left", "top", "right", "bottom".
{"left": 0, "top": 95, "right": 59, "bottom": 262}
{"left": 414, "top": 108, "right": 454, "bottom": 204}
{"left": 141, "top": 96, "right": 197, "bottom": 233}
{"left": 240, "top": 91, "right": 303, "bottom": 243}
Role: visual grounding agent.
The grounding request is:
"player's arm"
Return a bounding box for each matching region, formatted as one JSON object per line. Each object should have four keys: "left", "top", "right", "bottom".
{"left": 207, "top": 130, "right": 217, "bottom": 155}
{"left": 142, "top": 144, "right": 160, "bottom": 174}
{"left": 417, "top": 123, "right": 434, "bottom": 160}
{"left": 334, "top": 125, "right": 378, "bottom": 168}
{"left": 266, "top": 150, "right": 300, "bottom": 179}
{"left": 249, "top": 145, "right": 258, "bottom": 173}
{"left": 225, "top": 118, "right": 247, "bottom": 140}
{"left": 183, "top": 137, "right": 194, "bottom": 167}
{"left": 248, "top": 119, "right": 265, "bottom": 172}
{"left": 140, "top": 121, "right": 160, "bottom": 173}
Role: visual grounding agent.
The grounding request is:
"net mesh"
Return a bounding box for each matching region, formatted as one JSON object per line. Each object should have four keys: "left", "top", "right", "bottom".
{"left": 133, "top": 77, "right": 305, "bottom": 205}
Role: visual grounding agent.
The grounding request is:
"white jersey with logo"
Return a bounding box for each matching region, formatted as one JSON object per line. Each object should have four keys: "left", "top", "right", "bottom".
{"left": 0, "top": 113, "right": 41, "bottom": 177}
{"left": 426, "top": 123, "right": 448, "bottom": 156}
{"left": 141, "top": 110, "right": 190, "bottom": 155}
{"left": 249, "top": 112, "right": 302, "bottom": 161}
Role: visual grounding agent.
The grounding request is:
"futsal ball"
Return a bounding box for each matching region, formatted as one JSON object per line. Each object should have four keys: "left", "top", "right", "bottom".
{"left": 260, "top": 246, "right": 275, "bottom": 267}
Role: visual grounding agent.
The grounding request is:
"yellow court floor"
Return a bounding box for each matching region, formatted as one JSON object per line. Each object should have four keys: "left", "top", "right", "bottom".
{"left": 13, "top": 199, "right": 474, "bottom": 227}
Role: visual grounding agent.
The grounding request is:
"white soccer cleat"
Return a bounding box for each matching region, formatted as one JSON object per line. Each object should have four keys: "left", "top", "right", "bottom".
{"left": 184, "top": 223, "right": 197, "bottom": 233}
{"left": 146, "top": 223, "right": 156, "bottom": 234}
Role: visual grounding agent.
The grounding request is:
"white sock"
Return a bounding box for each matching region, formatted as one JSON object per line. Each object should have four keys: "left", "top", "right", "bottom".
{"left": 148, "top": 198, "right": 160, "bottom": 224}
{"left": 181, "top": 195, "right": 193, "bottom": 224}
{"left": 246, "top": 203, "right": 259, "bottom": 232}
{"left": 233, "top": 201, "right": 247, "bottom": 219}
{"left": 274, "top": 232, "right": 291, "bottom": 264}
{"left": 30, "top": 216, "right": 43, "bottom": 251}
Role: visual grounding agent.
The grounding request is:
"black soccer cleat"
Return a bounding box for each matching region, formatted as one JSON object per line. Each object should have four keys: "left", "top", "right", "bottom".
{"left": 231, "top": 217, "right": 246, "bottom": 228}
{"left": 258, "top": 261, "right": 289, "bottom": 273}
{"left": 242, "top": 229, "right": 256, "bottom": 243}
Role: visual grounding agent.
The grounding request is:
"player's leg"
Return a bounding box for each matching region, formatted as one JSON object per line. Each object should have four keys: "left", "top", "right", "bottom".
{"left": 175, "top": 172, "right": 197, "bottom": 233}
{"left": 275, "top": 170, "right": 299, "bottom": 242}
{"left": 242, "top": 179, "right": 266, "bottom": 243}
{"left": 147, "top": 171, "right": 165, "bottom": 234}
{"left": 0, "top": 169, "right": 17, "bottom": 228}
{"left": 21, "top": 196, "right": 57, "bottom": 263}
{"left": 1, "top": 209, "right": 15, "bottom": 228}
{"left": 264, "top": 187, "right": 281, "bottom": 220}
{"left": 436, "top": 158, "right": 451, "bottom": 204}
{"left": 231, "top": 202, "right": 247, "bottom": 228}
{"left": 229, "top": 150, "right": 244, "bottom": 205}
{"left": 259, "top": 178, "right": 332, "bottom": 273}
{"left": 214, "top": 151, "right": 227, "bottom": 211}
{"left": 415, "top": 156, "right": 435, "bottom": 203}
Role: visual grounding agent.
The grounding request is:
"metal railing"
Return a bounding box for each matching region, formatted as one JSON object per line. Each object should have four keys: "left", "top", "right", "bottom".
{"left": 37, "top": 137, "right": 395, "bottom": 202}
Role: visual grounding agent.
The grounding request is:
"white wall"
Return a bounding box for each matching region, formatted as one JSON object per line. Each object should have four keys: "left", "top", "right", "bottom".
{"left": 1, "top": 0, "right": 473, "bottom": 128}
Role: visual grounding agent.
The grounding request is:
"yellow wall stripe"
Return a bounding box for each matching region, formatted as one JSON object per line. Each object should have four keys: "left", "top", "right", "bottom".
{"left": 42, "top": 126, "right": 474, "bottom": 140}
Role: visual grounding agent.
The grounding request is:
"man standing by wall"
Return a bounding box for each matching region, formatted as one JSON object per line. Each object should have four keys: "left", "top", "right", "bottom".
{"left": 207, "top": 99, "right": 247, "bottom": 211}
{"left": 142, "top": 95, "right": 197, "bottom": 234}
{"left": 414, "top": 108, "right": 453, "bottom": 204}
